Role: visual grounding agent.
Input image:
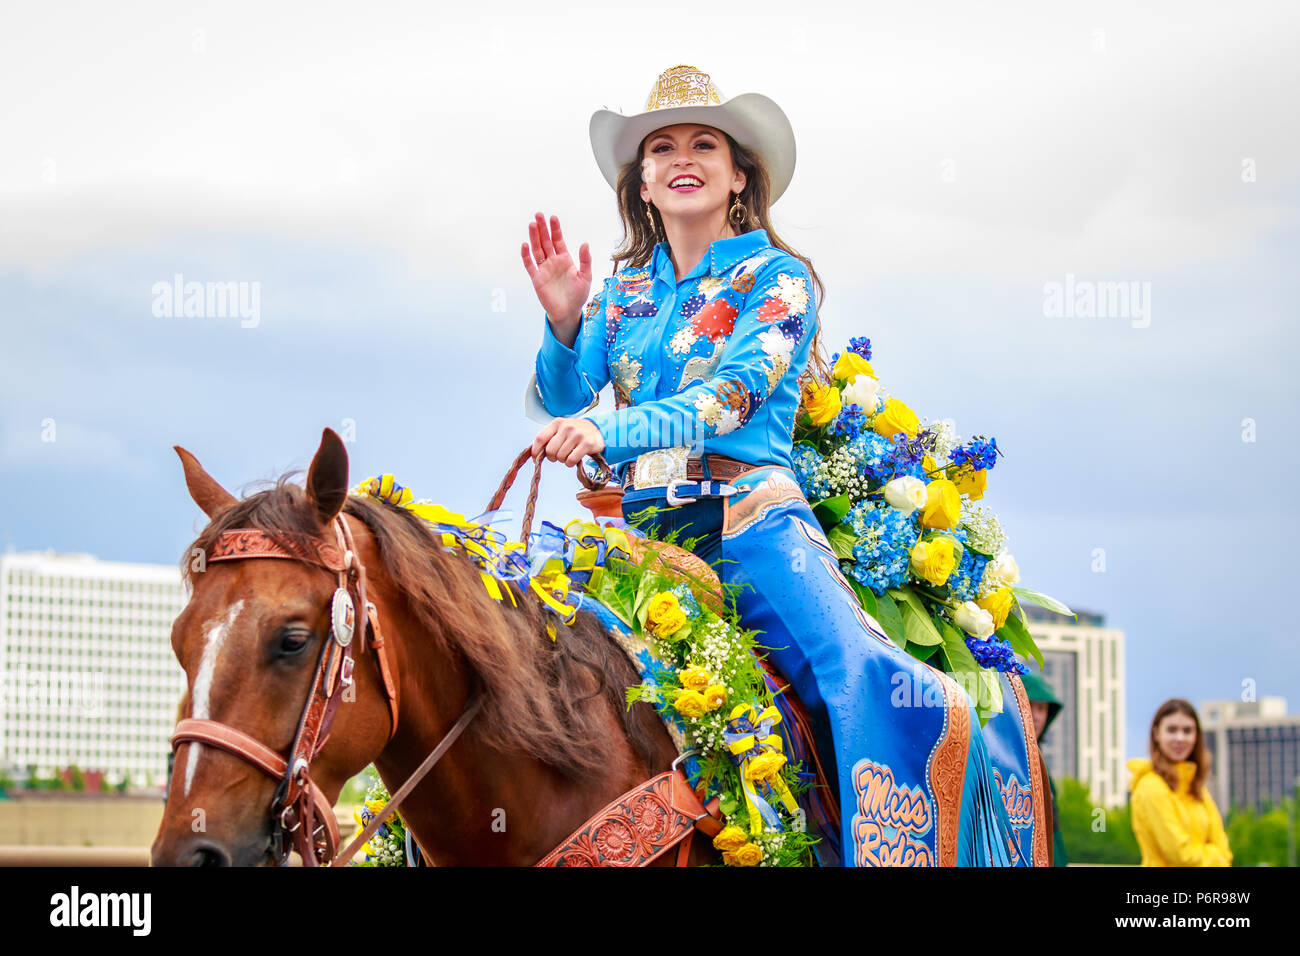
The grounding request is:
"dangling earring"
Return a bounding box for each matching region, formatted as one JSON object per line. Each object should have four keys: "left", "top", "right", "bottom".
{"left": 728, "top": 192, "right": 748, "bottom": 229}
{"left": 644, "top": 200, "right": 657, "bottom": 236}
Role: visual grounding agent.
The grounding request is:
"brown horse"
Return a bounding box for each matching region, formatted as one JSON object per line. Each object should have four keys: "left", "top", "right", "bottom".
{"left": 151, "top": 428, "right": 711, "bottom": 866}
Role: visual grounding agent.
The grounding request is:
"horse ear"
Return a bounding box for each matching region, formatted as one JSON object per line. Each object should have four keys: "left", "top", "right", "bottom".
{"left": 306, "top": 428, "right": 349, "bottom": 527}
{"left": 174, "top": 445, "right": 238, "bottom": 519}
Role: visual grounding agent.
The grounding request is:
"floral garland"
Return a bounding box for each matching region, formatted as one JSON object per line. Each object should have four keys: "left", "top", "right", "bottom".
{"left": 794, "top": 336, "right": 1073, "bottom": 723}
{"left": 349, "top": 772, "right": 408, "bottom": 867}
{"left": 593, "top": 542, "right": 816, "bottom": 867}
{"left": 347, "top": 476, "right": 814, "bottom": 866}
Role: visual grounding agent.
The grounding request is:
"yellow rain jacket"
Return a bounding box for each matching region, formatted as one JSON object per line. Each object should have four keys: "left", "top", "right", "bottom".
{"left": 1127, "top": 758, "right": 1231, "bottom": 867}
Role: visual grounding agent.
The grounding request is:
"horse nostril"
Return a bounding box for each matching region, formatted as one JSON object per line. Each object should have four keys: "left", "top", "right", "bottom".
{"left": 189, "top": 841, "right": 231, "bottom": 867}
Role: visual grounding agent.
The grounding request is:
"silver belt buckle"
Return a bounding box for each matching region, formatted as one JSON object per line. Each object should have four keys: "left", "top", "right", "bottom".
{"left": 631, "top": 446, "right": 690, "bottom": 489}
{"left": 664, "top": 479, "right": 697, "bottom": 506}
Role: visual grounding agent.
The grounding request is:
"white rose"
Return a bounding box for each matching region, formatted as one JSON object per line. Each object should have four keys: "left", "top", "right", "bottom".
{"left": 986, "top": 551, "right": 1020, "bottom": 588}
{"left": 883, "top": 476, "right": 927, "bottom": 515}
{"left": 953, "top": 601, "right": 996, "bottom": 639}
{"left": 840, "top": 374, "right": 880, "bottom": 413}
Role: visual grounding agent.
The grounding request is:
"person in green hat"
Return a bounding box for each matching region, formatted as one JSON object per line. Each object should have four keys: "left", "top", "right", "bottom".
{"left": 1020, "top": 669, "right": 1068, "bottom": 866}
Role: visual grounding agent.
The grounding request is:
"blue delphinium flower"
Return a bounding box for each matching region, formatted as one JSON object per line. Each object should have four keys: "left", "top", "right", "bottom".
{"left": 848, "top": 336, "right": 872, "bottom": 360}
{"left": 792, "top": 443, "right": 832, "bottom": 501}
{"left": 965, "top": 634, "right": 1029, "bottom": 675}
{"left": 843, "top": 500, "right": 919, "bottom": 595}
{"left": 878, "top": 432, "right": 927, "bottom": 482}
{"left": 950, "top": 436, "right": 1000, "bottom": 471}
{"left": 830, "top": 403, "right": 868, "bottom": 441}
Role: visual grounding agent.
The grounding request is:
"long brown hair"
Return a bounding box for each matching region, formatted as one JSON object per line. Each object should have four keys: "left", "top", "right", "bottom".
{"left": 1148, "top": 698, "right": 1210, "bottom": 799}
{"left": 608, "top": 128, "right": 833, "bottom": 388}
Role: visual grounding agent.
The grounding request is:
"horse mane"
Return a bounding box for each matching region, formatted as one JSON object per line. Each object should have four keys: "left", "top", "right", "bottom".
{"left": 181, "top": 473, "right": 665, "bottom": 780}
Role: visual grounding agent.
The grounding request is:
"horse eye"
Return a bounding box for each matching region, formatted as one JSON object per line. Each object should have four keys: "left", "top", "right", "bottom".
{"left": 277, "top": 629, "right": 312, "bottom": 657}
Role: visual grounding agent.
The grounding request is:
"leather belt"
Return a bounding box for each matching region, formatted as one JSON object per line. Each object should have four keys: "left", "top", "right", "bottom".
{"left": 623, "top": 452, "right": 753, "bottom": 490}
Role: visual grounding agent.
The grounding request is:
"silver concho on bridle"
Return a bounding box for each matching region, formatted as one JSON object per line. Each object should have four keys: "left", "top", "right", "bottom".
{"left": 330, "top": 587, "right": 355, "bottom": 647}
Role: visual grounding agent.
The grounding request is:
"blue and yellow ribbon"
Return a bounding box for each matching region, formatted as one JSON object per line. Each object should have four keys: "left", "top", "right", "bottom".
{"left": 724, "top": 703, "right": 801, "bottom": 834}
{"left": 352, "top": 475, "right": 634, "bottom": 637}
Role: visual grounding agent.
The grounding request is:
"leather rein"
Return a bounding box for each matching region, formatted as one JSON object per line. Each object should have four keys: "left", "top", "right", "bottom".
{"left": 169, "top": 449, "right": 720, "bottom": 867}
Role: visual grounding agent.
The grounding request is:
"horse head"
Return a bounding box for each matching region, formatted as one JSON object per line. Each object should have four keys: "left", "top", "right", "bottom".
{"left": 151, "top": 429, "right": 396, "bottom": 866}
{"left": 153, "top": 428, "right": 682, "bottom": 867}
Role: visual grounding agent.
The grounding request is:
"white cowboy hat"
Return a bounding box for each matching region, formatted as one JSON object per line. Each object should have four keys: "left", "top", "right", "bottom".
{"left": 588, "top": 64, "right": 797, "bottom": 204}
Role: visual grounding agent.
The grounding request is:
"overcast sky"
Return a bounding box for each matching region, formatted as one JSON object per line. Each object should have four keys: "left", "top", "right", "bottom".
{"left": 2, "top": 0, "right": 1297, "bottom": 764}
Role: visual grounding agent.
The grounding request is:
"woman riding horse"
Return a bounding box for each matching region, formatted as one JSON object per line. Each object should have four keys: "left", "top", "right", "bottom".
{"left": 522, "top": 64, "right": 1020, "bottom": 865}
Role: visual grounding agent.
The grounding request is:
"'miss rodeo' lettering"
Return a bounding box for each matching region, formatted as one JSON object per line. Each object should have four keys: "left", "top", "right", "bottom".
{"left": 992, "top": 768, "right": 1035, "bottom": 828}
{"left": 851, "top": 759, "right": 934, "bottom": 866}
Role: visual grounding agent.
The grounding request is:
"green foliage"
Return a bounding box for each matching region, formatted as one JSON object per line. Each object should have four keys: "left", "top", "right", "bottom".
{"left": 1225, "top": 802, "right": 1291, "bottom": 867}
{"left": 810, "top": 494, "right": 852, "bottom": 526}
{"left": 870, "top": 590, "right": 906, "bottom": 646}
{"left": 998, "top": 612, "right": 1043, "bottom": 671}
{"left": 1054, "top": 777, "right": 1140, "bottom": 865}
{"left": 1011, "top": 586, "right": 1075, "bottom": 619}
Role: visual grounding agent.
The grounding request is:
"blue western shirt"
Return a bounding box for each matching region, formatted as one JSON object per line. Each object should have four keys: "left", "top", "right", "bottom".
{"left": 533, "top": 227, "right": 817, "bottom": 482}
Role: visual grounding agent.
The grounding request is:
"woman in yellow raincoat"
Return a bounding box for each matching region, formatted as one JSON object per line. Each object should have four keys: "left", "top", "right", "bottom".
{"left": 1127, "top": 698, "right": 1231, "bottom": 866}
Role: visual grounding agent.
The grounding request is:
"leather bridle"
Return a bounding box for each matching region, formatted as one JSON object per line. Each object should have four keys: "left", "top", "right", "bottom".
{"left": 169, "top": 513, "right": 409, "bottom": 866}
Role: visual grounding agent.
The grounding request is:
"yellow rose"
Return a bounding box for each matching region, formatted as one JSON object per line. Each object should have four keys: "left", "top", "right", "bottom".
{"left": 976, "top": 588, "right": 1014, "bottom": 631}
{"left": 921, "top": 455, "right": 939, "bottom": 478}
{"left": 645, "top": 592, "right": 687, "bottom": 638}
{"left": 802, "top": 381, "right": 842, "bottom": 427}
{"left": 833, "top": 351, "right": 876, "bottom": 383}
{"left": 673, "top": 689, "right": 708, "bottom": 719}
{"left": 744, "top": 752, "right": 788, "bottom": 782}
{"left": 910, "top": 538, "right": 958, "bottom": 586}
{"left": 677, "top": 667, "right": 710, "bottom": 691}
{"left": 704, "top": 685, "right": 728, "bottom": 710}
{"left": 920, "top": 478, "right": 961, "bottom": 529}
{"left": 953, "top": 465, "right": 987, "bottom": 501}
{"left": 712, "top": 825, "right": 748, "bottom": 852}
{"left": 872, "top": 397, "right": 919, "bottom": 439}
{"left": 724, "top": 842, "right": 764, "bottom": 866}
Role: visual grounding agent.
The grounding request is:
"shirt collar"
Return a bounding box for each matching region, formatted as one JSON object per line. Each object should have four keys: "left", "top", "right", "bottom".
{"left": 652, "top": 227, "right": 771, "bottom": 285}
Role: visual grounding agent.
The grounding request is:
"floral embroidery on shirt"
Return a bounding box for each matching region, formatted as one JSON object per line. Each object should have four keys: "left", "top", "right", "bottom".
{"left": 697, "top": 276, "right": 728, "bottom": 299}
{"left": 694, "top": 391, "right": 724, "bottom": 428}
{"left": 622, "top": 298, "right": 658, "bottom": 318}
{"left": 612, "top": 351, "right": 643, "bottom": 398}
{"left": 604, "top": 301, "right": 624, "bottom": 347}
{"left": 679, "top": 292, "right": 705, "bottom": 322}
{"left": 693, "top": 381, "right": 753, "bottom": 436}
{"left": 758, "top": 327, "right": 797, "bottom": 393}
{"left": 756, "top": 297, "right": 789, "bottom": 324}
{"left": 713, "top": 381, "right": 753, "bottom": 435}
{"left": 670, "top": 326, "right": 699, "bottom": 355}
{"left": 690, "top": 298, "right": 738, "bottom": 343}
{"left": 771, "top": 273, "right": 811, "bottom": 316}
{"left": 537, "top": 228, "right": 816, "bottom": 466}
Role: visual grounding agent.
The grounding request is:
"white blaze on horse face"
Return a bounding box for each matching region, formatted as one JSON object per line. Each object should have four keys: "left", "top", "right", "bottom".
{"left": 183, "top": 599, "right": 245, "bottom": 798}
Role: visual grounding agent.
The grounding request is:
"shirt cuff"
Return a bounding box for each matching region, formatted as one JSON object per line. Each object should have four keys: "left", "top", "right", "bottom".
{"left": 539, "top": 312, "right": 579, "bottom": 370}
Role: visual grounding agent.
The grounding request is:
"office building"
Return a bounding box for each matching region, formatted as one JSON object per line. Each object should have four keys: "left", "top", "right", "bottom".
{"left": 1021, "top": 604, "right": 1126, "bottom": 808}
{"left": 1201, "top": 697, "right": 1300, "bottom": 812}
{"left": 0, "top": 550, "right": 187, "bottom": 788}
